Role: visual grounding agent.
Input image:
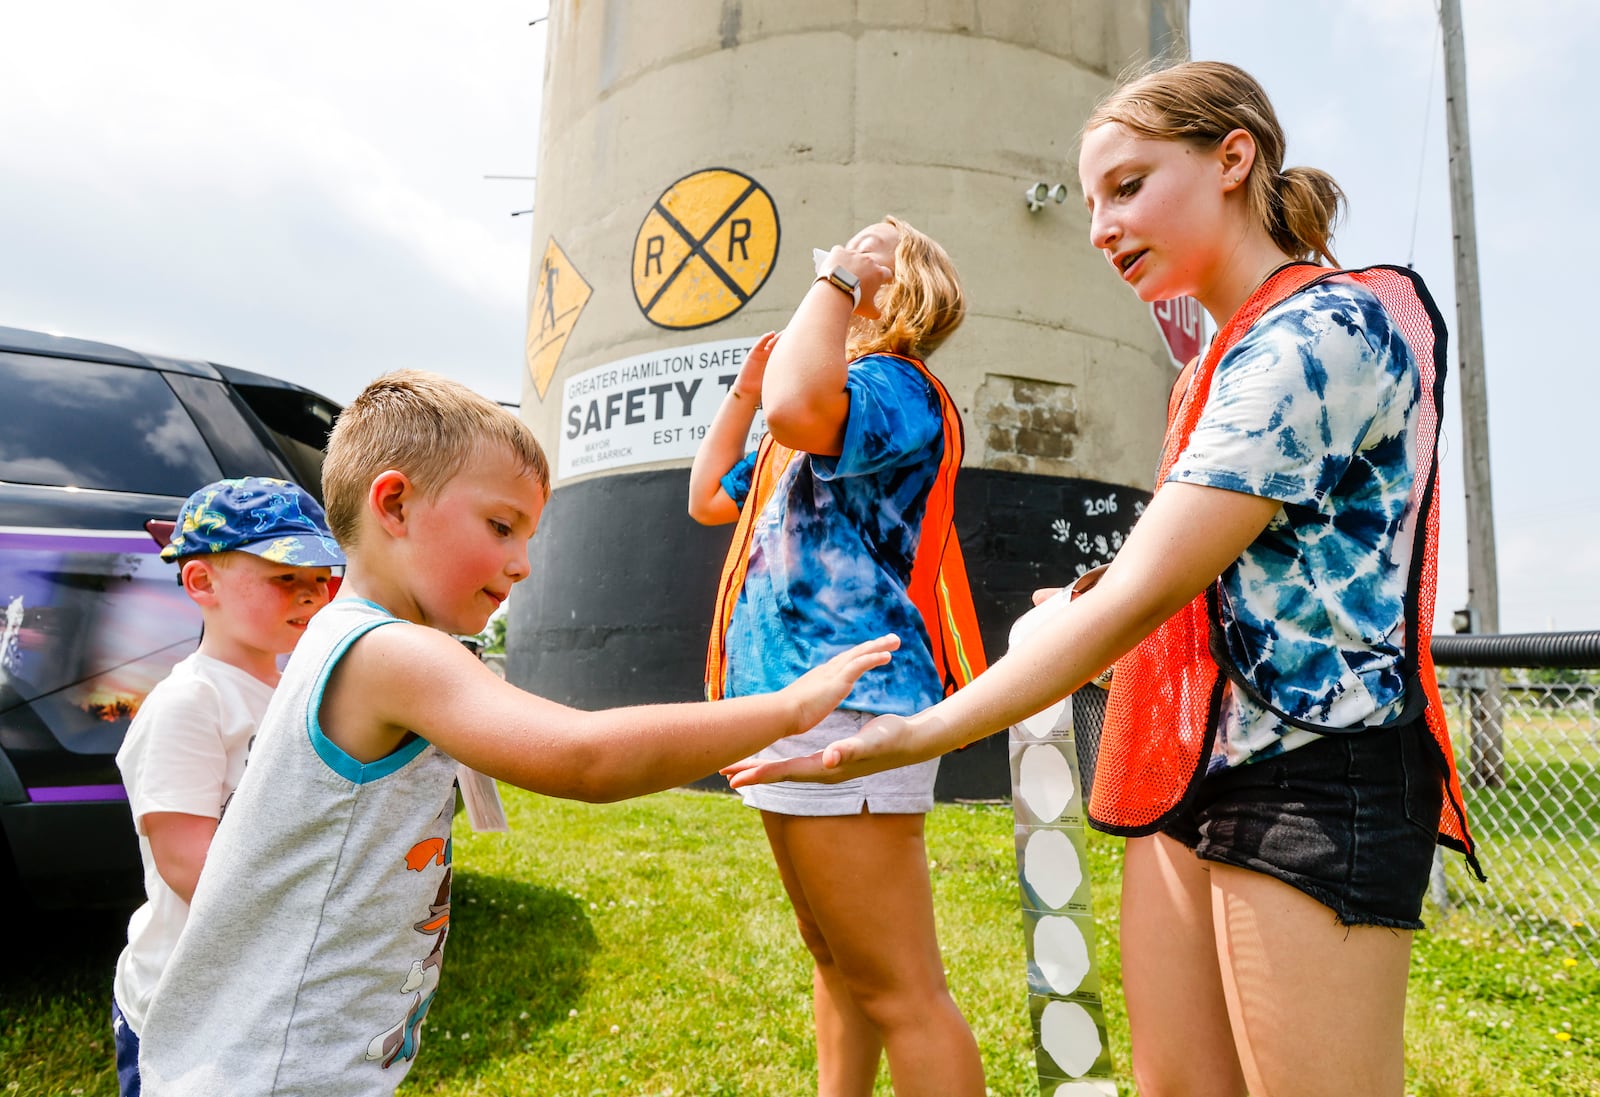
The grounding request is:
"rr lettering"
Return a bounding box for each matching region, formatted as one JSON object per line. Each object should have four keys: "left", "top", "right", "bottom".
{"left": 643, "top": 235, "right": 665, "bottom": 277}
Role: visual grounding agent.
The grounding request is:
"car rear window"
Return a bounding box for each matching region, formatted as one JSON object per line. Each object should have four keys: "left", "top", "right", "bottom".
{"left": 0, "top": 351, "right": 222, "bottom": 496}
{"left": 163, "top": 373, "right": 294, "bottom": 483}
{"left": 229, "top": 383, "right": 339, "bottom": 498}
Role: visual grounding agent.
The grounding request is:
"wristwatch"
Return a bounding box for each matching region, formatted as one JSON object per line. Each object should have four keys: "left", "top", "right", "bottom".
{"left": 816, "top": 265, "right": 861, "bottom": 308}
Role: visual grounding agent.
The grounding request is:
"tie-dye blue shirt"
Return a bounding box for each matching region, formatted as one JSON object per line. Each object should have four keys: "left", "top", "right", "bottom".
{"left": 1166, "top": 279, "right": 1423, "bottom": 769}
{"left": 720, "top": 353, "right": 945, "bottom": 715}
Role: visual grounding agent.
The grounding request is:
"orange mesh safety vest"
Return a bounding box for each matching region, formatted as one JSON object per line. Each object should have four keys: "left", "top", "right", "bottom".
{"left": 1089, "top": 264, "right": 1480, "bottom": 877}
{"left": 705, "top": 353, "right": 988, "bottom": 702}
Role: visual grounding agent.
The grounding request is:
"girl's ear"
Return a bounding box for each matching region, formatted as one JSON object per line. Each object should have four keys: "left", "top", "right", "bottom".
{"left": 368, "top": 469, "right": 414, "bottom": 537}
{"left": 1217, "top": 127, "right": 1259, "bottom": 192}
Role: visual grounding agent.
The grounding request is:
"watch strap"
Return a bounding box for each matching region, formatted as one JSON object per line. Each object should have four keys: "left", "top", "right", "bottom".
{"left": 816, "top": 268, "right": 861, "bottom": 307}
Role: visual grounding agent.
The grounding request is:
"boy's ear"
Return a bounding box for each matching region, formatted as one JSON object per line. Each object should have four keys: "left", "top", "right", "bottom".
{"left": 368, "top": 469, "right": 415, "bottom": 537}
{"left": 180, "top": 559, "right": 220, "bottom": 605}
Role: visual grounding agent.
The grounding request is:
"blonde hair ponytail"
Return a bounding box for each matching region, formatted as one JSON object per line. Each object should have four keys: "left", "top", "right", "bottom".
{"left": 1270, "top": 166, "right": 1344, "bottom": 267}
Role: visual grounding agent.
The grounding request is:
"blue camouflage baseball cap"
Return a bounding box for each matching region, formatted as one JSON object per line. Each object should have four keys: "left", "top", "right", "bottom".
{"left": 161, "top": 477, "right": 345, "bottom": 567}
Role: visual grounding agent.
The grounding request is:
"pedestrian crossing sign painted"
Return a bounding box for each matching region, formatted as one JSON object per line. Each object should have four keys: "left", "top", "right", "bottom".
{"left": 632, "top": 167, "right": 779, "bottom": 330}
{"left": 526, "top": 237, "right": 593, "bottom": 401}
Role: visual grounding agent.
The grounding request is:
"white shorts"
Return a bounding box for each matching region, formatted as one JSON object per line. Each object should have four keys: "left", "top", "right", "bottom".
{"left": 736, "top": 709, "right": 939, "bottom": 816}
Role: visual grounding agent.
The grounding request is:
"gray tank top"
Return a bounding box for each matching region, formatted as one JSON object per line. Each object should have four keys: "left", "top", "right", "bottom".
{"left": 140, "top": 598, "right": 461, "bottom": 1096}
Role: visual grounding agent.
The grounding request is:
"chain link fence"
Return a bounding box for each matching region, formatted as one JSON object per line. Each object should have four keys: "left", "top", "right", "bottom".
{"left": 1432, "top": 632, "right": 1600, "bottom": 963}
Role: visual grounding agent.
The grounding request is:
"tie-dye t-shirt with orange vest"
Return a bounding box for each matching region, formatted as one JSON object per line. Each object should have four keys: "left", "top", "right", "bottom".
{"left": 719, "top": 353, "right": 945, "bottom": 715}
{"left": 1165, "top": 279, "right": 1423, "bottom": 771}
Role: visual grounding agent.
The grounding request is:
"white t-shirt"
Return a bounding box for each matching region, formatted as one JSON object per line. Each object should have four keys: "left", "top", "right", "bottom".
{"left": 112, "top": 652, "right": 275, "bottom": 1035}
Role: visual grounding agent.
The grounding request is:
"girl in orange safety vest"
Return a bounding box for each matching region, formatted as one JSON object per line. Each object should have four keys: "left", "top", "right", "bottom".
{"left": 727, "top": 63, "right": 1479, "bottom": 1097}
{"left": 689, "top": 216, "right": 987, "bottom": 1097}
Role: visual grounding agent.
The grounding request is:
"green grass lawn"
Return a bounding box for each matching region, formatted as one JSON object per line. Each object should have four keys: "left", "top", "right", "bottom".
{"left": 3, "top": 788, "right": 1596, "bottom": 1095}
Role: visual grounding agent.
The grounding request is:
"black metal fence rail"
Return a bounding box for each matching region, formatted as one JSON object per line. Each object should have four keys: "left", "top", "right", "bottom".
{"left": 1432, "top": 630, "right": 1600, "bottom": 669}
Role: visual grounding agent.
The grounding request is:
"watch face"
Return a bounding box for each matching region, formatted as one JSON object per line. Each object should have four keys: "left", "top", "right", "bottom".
{"left": 831, "top": 266, "right": 860, "bottom": 290}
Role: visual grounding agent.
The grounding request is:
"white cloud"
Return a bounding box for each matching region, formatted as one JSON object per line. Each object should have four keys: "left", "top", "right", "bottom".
{"left": 0, "top": 1, "right": 542, "bottom": 404}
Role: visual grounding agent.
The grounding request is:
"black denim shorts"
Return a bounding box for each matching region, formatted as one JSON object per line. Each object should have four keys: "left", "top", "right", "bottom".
{"left": 1162, "top": 719, "right": 1445, "bottom": 929}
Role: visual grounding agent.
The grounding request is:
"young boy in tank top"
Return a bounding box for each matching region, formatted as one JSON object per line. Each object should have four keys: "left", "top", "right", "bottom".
{"left": 135, "top": 370, "right": 896, "bottom": 1096}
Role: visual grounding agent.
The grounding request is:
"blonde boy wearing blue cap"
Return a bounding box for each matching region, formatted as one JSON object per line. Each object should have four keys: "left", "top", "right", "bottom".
{"left": 112, "top": 477, "right": 344, "bottom": 1097}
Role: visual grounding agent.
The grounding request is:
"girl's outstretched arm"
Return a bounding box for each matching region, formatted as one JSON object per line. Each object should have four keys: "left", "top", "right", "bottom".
{"left": 687, "top": 330, "right": 776, "bottom": 525}
{"left": 725, "top": 480, "right": 1283, "bottom": 786}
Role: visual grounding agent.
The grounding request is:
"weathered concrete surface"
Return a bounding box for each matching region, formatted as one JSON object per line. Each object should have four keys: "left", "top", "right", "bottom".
{"left": 522, "top": 0, "right": 1189, "bottom": 489}
{"left": 511, "top": 1, "right": 1189, "bottom": 796}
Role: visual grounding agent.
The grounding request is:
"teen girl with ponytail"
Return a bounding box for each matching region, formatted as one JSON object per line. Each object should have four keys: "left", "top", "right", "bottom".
{"left": 728, "top": 62, "right": 1479, "bottom": 1097}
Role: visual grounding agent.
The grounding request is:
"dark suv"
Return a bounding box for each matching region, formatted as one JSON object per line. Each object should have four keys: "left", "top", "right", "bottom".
{"left": 0, "top": 326, "right": 341, "bottom": 909}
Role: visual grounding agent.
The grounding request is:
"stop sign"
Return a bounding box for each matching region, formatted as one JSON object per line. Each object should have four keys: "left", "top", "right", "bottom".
{"left": 1151, "top": 297, "right": 1204, "bottom": 368}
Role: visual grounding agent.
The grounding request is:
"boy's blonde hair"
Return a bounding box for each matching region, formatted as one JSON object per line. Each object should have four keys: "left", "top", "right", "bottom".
{"left": 846, "top": 214, "right": 966, "bottom": 361}
{"left": 323, "top": 370, "right": 550, "bottom": 546}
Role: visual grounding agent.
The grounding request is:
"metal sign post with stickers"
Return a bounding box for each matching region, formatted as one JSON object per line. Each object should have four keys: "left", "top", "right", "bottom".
{"left": 1008, "top": 597, "right": 1118, "bottom": 1096}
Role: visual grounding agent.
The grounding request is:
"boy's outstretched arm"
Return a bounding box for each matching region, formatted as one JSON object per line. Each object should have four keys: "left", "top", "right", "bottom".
{"left": 321, "top": 625, "right": 897, "bottom": 803}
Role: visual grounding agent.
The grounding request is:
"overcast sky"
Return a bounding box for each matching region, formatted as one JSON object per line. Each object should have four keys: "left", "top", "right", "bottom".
{"left": 3, "top": 1, "right": 1593, "bottom": 633}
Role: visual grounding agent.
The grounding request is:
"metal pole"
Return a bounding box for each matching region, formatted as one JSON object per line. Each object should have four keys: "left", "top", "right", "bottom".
{"left": 1440, "top": 0, "right": 1504, "bottom": 786}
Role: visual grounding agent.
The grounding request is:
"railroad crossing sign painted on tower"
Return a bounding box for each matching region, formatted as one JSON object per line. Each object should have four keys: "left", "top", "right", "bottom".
{"left": 632, "top": 167, "right": 780, "bottom": 330}
{"left": 526, "top": 237, "right": 594, "bottom": 401}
